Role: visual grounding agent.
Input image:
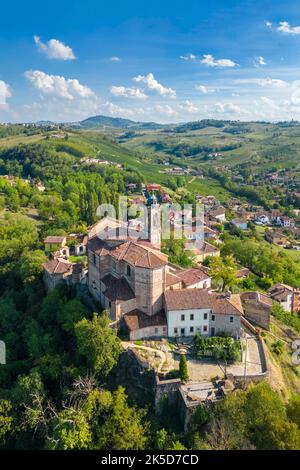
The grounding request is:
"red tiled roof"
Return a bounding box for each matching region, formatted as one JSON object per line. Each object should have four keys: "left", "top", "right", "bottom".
{"left": 166, "top": 272, "right": 182, "bottom": 287}
{"left": 241, "top": 291, "right": 273, "bottom": 307}
{"left": 236, "top": 268, "right": 250, "bottom": 278}
{"left": 43, "top": 257, "right": 72, "bottom": 275}
{"left": 123, "top": 309, "right": 167, "bottom": 331}
{"left": 88, "top": 237, "right": 168, "bottom": 268}
{"left": 164, "top": 289, "right": 211, "bottom": 311}
{"left": 175, "top": 267, "right": 210, "bottom": 287}
{"left": 209, "top": 207, "right": 226, "bottom": 217}
{"left": 44, "top": 236, "right": 66, "bottom": 244}
{"left": 210, "top": 294, "right": 243, "bottom": 316}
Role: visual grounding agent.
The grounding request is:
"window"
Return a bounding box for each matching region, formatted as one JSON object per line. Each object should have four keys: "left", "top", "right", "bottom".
{"left": 181, "top": 314, "right": 185, "bottom": 321}
{"left": 174, "top": 328, "right": 178, "bottom": 334}
{"left": 204, "top": 313, "right": 208, "bottom": 320}
{"left": 79, "top": 246, "right": 84, "bottom": 253}
{"left": 181, "top": 328, "right": 185, "bottom": 336}
{"left": 211, "top": 314, "right": 215, "bottom": 322}
{"left": 190, "top": 314, "right": 194, "bottom": 321}
{"left": 108, "top": 301, "right": 111, "bottom": 308}
{"left": 203, "top": 325, "right": 208, "bottom": 332}
{"left": 190, "top": 326, "right": 194, "bottom": 333}
{"left": 127, "top": 265, "right": 131, "bottom": 276}
{"left": 230, "top": 316, "right": 234, "bottom": 323}
{"left": 93, "top": 254, "right": 96, "bottom": 264}
{"left": 155, "top": 328, "right": 158, "bottom": 334}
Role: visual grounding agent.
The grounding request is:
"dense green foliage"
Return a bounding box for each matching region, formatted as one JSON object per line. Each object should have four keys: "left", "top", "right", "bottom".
{"left": 222, "top": 236, "right": 300, "bottom": 288}
{"left": 193, "top": 334, "right": 241, "bottom": 363}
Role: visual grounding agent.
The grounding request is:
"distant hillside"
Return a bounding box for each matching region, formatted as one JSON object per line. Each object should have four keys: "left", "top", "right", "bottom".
{"left": 72, "top": 115, "right": 165, "bottom": 130}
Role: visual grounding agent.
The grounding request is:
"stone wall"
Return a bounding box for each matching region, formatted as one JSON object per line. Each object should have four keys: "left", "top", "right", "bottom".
{"left": 242, "top": 301, "right": 271, "bottom": 330}
{"left": 129, "top": 325, "right": 167, "bottom": 341}
{"left": 154, "top": 374, "right": 181, "bottom": 414}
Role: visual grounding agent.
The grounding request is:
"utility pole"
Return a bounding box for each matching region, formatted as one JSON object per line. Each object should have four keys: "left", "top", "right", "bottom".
{"left": 244, "top": 336, "right": 248, "bottom": 388}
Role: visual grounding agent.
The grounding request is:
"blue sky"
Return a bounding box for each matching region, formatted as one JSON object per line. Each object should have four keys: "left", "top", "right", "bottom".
{"left": 2, "top": 0, "right": 300, "bottom": 122}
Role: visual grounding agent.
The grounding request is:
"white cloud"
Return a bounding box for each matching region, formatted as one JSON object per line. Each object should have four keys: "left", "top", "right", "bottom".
{"left": 201, "top": 54, "right": 237, "bottom": 68}
{"left": 101, "top": 101, "right": 135, "bottom": 118}
{"left": 25, "top": 70, "right": 95, "bottom": 100}
{"left": 277, "top": 21, "right": 300, "bottom": 35}
{"left": 260, "top": 96, "right": 279, "bottom": 110}
{"left": 180, "top": 100, "right": 199, "bottom": 114}
{"left": 235, "top": 78, "right": 288, "bottom": 88}
{"left": 267, "top": 21, "right": 300, "bottom": 35}
{"left": 133, "top": 73, "right": 176, "bottom": 98}
{"left": 257, "top": 78, "right": 287, "bottom": 88}
{"left": 0, "top": 80, "right": 12, "bottom": 106}
{"left": 34, "top": 35, "right": 76, "bottom": 60}
{"left": 214, "top": 102, "right": 242, "bottom": 114}
{"left": 110, "top": 86, "right": 147, "bottom": 99}
{"left": 110, "top": 56, "right": 121, "bottom": 62}
{"left": 180, "top": 53, "right": 196, "bottom": 61}
{"left": 196, "top": 84, "right": 215, "bottom": 94}
{"left": 254, "top": 56, "right": 267, "bottom": 67}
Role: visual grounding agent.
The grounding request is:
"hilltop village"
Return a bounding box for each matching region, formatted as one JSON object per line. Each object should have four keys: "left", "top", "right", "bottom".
{"left": 1, "top": 121, "right": 300, "bottom": 449}
{"left": 40, "top": 182, "right": 300, "bottom": 421}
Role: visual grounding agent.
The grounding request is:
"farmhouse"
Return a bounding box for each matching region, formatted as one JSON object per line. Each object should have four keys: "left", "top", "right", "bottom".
{"left": 268, "top": 283, "right": 299, "bottom": 314}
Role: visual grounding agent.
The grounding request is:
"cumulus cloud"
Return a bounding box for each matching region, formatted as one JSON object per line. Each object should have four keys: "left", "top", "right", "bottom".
{"left": 109, "top": 56, "right": 121, "bottom": 62}
{"left": 277, "top": 21, "right": 300, "bottom": 35}
{"left": 267, "top": 21, "right": 300, "bottom": 35}
{"left": 25, "top": 70, "right": 95, "bottom": 100}
{"left": 34, "top": 35, "right": 76, "bottom": 60}
{"left": 133, "top": 73, "right": 176, "bottom": 98}
{"left": 110, "top": 86, "right": 147, "bottom": 99}
{"left": 214, "top": 102, "right": 242, "bottom": 114}
{"left": 180, "top": 53, "right": 196, "bottom": 61}
{"left": 254, "top": 56, "right": 267, "bottom": 67}
{"left": 0, "top": 80, "right": 12, "bottom": 106}
{"left": 196, "top": 84, "right": 215, "bottom": 94}
{"left": 179, "top": 100, "right": 199, "bottom": 114}
{"left": 201, "top": 54, "right": 237, "bottom": 68}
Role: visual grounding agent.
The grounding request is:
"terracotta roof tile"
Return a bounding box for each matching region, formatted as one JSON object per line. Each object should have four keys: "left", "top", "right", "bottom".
{"left": 43, "top": 257, "right": 72, "bottom": 275}
{"left": 88, "top": 237, "right": 168, "bottom": 268}
{"left": 164, "top": 289, "right": 211, "bottom": 311}
{"left": 123, "top": 309, "right": 167, "bottom": 331}
{"left": 44, "top": 236, "right": 66, "bottom": 244}
{"left": 210, "top": 294, "right": 243, "bottom": 316}
{"left": 175, "top": 267, "right": 210, "bottom": 287}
